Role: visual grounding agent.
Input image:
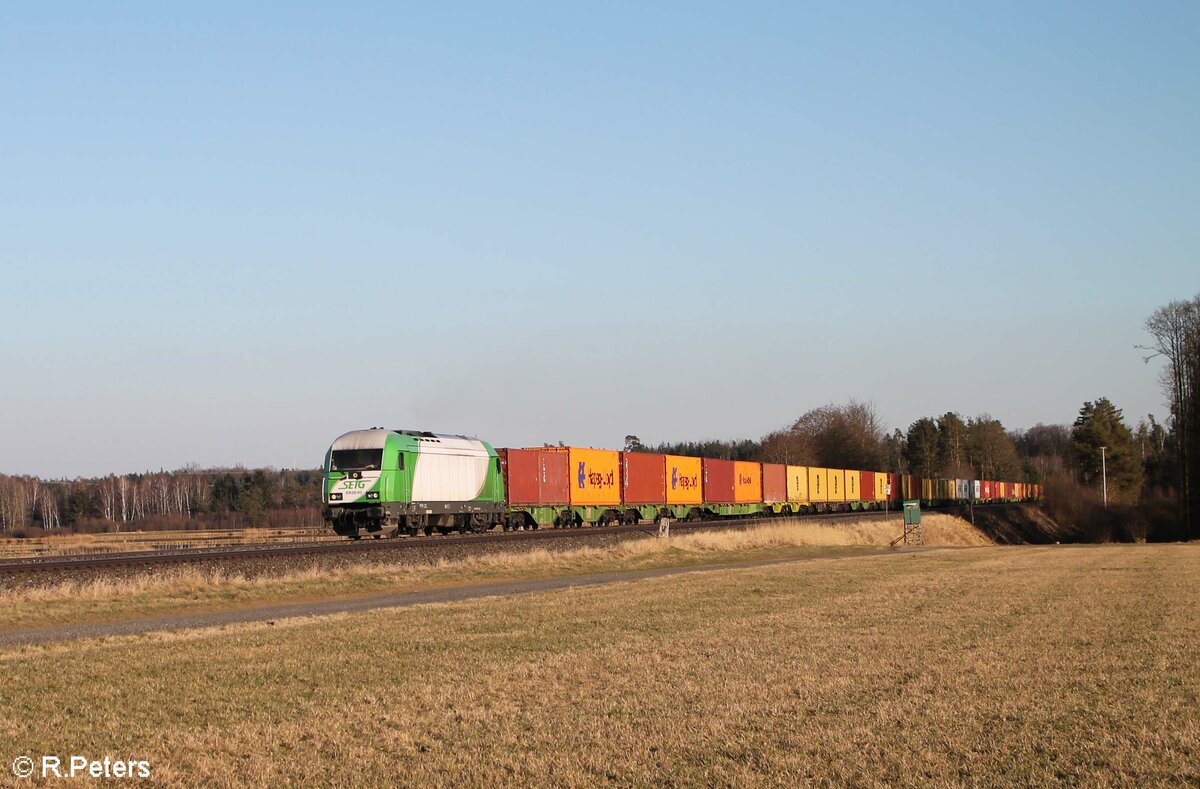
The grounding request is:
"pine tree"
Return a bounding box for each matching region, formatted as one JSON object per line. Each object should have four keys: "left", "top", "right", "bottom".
{"left": 903, "top": 418, "right": 941, "bottom": 478}
{"left": 1071, "top": 398, "right": 1143, "bottom": 505}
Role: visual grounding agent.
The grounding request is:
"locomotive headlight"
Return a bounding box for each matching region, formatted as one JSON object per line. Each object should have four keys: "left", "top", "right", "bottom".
{"left": 329, "top": 493, "right": 343, "bottom": 501}
{"left": 366, "top": 491, "right": 380, "bottom": 500}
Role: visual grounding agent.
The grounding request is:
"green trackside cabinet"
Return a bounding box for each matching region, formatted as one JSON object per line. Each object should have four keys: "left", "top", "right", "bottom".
{"left": 323, "top": 429, "right": 506, "bottom": 538}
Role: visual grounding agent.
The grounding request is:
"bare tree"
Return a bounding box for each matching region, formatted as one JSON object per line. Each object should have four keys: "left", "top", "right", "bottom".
{"left": 966, "top": 415, "right": 1022, "bottom": 481}
{"left": 765, "top": 400, "right": 887, "bottom": 469}
{"left": 1142, "top": 294, "right": 1200, "bottom": 536}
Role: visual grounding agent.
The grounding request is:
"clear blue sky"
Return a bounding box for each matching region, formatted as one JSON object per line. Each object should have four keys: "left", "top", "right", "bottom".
{"left": 2, "top": 2, "right": 1196, "bottom": 478}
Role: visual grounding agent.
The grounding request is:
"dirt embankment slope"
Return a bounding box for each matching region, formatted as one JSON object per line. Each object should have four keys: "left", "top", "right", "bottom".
{"left": 951, "top": 503, "right": 1081, "bottom": 544}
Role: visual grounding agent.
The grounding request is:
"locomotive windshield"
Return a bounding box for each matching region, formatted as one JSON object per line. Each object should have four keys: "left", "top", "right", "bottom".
{"left": 330, "top": 449, "right": 383, "bottom": 471}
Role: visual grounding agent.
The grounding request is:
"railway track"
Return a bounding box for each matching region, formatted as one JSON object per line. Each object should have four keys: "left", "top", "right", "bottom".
{"left": 0, "top": 510, "right": 902, "bottom": 576}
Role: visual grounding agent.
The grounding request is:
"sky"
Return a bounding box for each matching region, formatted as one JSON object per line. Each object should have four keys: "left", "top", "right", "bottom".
{"left": 2, "top": 1, "right": 1197, "bottom": 478}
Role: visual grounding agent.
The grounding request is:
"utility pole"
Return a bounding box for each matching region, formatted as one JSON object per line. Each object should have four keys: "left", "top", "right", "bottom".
{"left": 1100, "top": 446, "right": 1108, "bottom": 508}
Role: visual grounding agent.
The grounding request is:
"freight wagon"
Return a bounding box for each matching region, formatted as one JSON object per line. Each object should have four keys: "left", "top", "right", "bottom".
{"left": 323, "top": 428, "right": 1041, "bottom": 538}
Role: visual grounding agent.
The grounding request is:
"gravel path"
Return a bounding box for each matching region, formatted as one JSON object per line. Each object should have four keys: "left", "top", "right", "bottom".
{"left": 0, "top": 546, "right": 931, "bottom": 648}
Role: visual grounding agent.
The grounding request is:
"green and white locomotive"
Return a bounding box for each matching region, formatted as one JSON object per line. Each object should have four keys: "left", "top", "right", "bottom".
{"left": 323, "top": 428, "right": 505, "bottom": 538}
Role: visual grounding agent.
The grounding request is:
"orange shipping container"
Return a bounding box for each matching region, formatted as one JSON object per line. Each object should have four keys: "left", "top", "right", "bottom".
{"left": 665, "top": 455, "right": 703, "bottom": 505}
{"left": 786, "top": 465, "right": 809, "bottom": 502}
{"left": 734, "top": 461, "right": 762, "bottom": 503}
{"left": 845, "top": 470, "right": 861, "bottom": 502}
{"left": 874, "top": 472, "right": 888, "bottom": 501}
{"left": 550, "top": 447, "right": 621, "bottom": 506}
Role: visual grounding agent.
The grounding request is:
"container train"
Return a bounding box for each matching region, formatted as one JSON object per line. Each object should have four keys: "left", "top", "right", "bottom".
{"left": 323, "top": 428, "right": 1041, "bottom": 538}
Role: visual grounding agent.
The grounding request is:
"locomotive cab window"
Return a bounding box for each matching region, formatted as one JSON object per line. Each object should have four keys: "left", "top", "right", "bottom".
{"left": 330, "top": 449, "right": 383, "bottom": 471}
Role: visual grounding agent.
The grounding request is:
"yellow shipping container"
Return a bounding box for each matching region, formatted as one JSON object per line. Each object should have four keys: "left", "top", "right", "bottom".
{"left": 786, "top": 465, "right": 809, "bottom": 503}
{"left": 734, "top": 461, "right": 762, "bottom": 503}
{"left": 828, "top": 469, "right": 846, "bottom": 502}
{"left": 845, "top": 470, "right": 861, "bottom": 502}
{"left": 921, "top": 478, "right": 933, "bottom": 501}
{"left": 807, "top": 467, "right": 829, "bottom": 502}
{"left": 567, "top": 447, "right": 621, "bottom": 506}
{"left": 874, "top": 472, "right": 888, "bottom": 501}
{"left": 665, "top": 455, "right": 703, "bottom": 505}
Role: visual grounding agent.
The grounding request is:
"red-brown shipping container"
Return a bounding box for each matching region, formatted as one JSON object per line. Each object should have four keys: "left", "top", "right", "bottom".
{"left": 860, "top": 470, "right": 875, "bottom": 501}
{"left": 703, "top": 458, "right": 736, "bottom": 503}
{"left": 890, "top": 473, "right": 903, "bottom": 502}
{"left": 499, "top": 448, "right": 569, "bottom": 506}
{"left": 762, "top": 463, "right": 787, "bottom": 503}
{"left": 622, "top": 452, "right": 667, "bottom": 505}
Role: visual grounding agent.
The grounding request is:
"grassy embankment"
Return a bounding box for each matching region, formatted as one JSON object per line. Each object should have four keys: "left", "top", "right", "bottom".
{"left": 0, "top": 543, "right": 1196, "bottom": 785}
{"left": 0, "top": 514, "right": 985, "bottom": 632}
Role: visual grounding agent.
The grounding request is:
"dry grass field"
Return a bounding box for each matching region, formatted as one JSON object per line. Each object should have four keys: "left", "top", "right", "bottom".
{"left": 0, "top": 527, "right": 334, "bottom": 558}
{"left": 0, "top": 514, "right": 981, "bottom": 632}
{"left": 1, "top": 542, "right": 1196, "bottom": 786}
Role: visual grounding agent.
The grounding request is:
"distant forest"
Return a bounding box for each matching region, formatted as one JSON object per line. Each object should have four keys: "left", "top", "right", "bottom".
{"left": 0, "top": 468, "right": 322, "bottom": 536}
{"left": 626, "top": 398, "right": 1168, "bottom": 503}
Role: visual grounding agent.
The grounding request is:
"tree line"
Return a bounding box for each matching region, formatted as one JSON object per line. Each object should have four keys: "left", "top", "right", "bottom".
{"left": 0, "top": 467, "right": 323, "bottom": 535}
{"left": 627, "top": 399, "right": 1146, "bottom": 492}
